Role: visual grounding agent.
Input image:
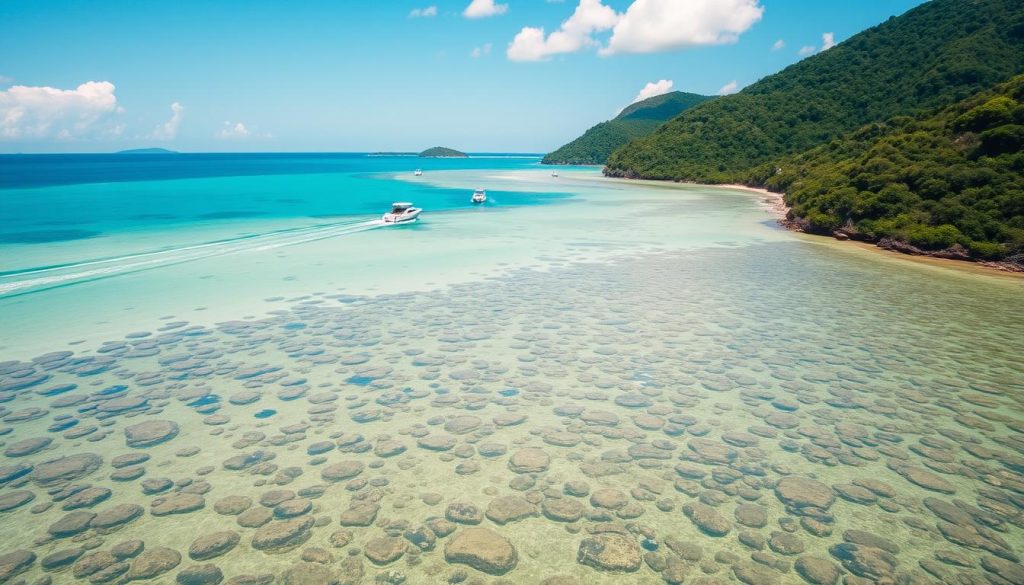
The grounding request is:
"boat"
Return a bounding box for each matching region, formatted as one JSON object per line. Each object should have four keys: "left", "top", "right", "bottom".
{"left": 551, "top": 170, "right": 559, "bottom": 177}
{"left": 382, "top": 202, "right": 422, "bottom": 224}
{"left": 414, "top": 169, "right": 422, "bottom": 176}
{"left": 471, "top": 188, "right": 487, "bottom": 204}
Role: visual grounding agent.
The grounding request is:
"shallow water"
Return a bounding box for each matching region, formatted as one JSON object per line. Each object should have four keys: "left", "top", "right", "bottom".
{"left": 0, "top": 157, "right": 1022, "bottom": 585}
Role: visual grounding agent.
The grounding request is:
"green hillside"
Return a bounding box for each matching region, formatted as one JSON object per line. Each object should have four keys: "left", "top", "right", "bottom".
{"left": 543, "top": 92, "right": 711, "bottom": 165}
{"left": 756, "top": 75, "right": 1024, "bottom": 260}
{"left": 605, "top": 0, "right": 1024, "bottom": 182}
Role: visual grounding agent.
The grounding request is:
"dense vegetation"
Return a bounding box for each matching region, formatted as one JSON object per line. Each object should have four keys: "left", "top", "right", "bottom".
{"left": 605, "top": 0, "right": 1024, "bottom": 182}
{"left": 419, "top": 146, "right": 467, "bottom": 158}
{"left": 752, "top": 75, "right": 1024, "bottom": 259}
{"left": 543, "top": 92, "right": 710, "bottom": 165}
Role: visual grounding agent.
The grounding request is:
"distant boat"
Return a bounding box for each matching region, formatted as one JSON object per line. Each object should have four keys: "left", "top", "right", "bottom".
{"left": 471, "top": 188, "right": 487, "bottom": 204}
{"left": 551, "top": 170, "right": 559, "bottom": 177}
{"left": 382, "top": 202, "right": 422, "bottom": 224}
{"left": 414, "top": 169, "right": 422, "bottom": 176}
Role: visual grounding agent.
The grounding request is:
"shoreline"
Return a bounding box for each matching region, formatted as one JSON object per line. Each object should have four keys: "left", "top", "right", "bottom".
{"left": 717, "top": 183, "right": 791, "bottom": 221}
{"left": 703, "top": 183, "right": 1024, "bottom": 277}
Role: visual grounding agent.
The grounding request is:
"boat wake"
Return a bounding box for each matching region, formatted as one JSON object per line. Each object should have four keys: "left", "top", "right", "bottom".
{"left": 0, "top": 218, "right": 385, "bottom": 298}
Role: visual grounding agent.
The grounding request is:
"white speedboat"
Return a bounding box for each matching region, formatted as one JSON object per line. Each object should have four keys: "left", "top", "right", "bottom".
{"left": 471, "top": 188, "right": 487, "bottom": 204}
{"left": 414, "top": 169, "right": 422, "bottom": 176}
{"left": 382, "top": 202, "right": 422, "bottom": 224}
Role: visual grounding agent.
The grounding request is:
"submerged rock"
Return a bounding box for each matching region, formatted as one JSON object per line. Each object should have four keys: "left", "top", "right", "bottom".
{"left": 508, "top": 448, "right": 550, "bottom": 473}
{"left": 0, "top": 490, "right": 34, "bottom": 512}
{"left": 127, "top": 547, "right": 181, "bottom": 580}
{"left": 321, "top": 461, "right": 364, "bottom": 482}
{"left": 774, "top": 477, "right": 834, "bottom": 510}
{"left": 32, "top": 453, "right": 102, "bottom": 486}
{"left": 485, "top": 496, "right": 537, "bottom": 525}
{"left": 683, "top": 503, "right": 731, "bottom": 537}
{"left": 91, "top": 503, "right": 144, "bottom": 530}
{"left": 794, "top": 556, "right": 841, "bottom": 585}
{"left": 189, "top": 531, "right": 240, "bottom": 560}
{"left": 124, "top": 420, "right": 179, "bottom": 448}
{"left": 444, "top": 527, "right": 518, "bottom": 575}
{"left": 0, "top": 550, "right": 35, "bottom": 583}
{"left": 252, "top": 516, "right": 314, "bottom": 551}
{"left": 364, "top": 536, "right": 405, "bottom": 565}
{"left": 281, "top": 561, "right": 340, "bottom": 585}
{"left": 577, "top": 533, "right": 641, "bottom": 572}
{"left": 151, "top": 493, "right": 205, "bottom": 516}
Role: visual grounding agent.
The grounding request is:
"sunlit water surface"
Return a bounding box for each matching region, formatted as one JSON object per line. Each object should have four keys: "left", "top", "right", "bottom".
{"left": 0, "top": 155, "right": 1021, "bottom": 585}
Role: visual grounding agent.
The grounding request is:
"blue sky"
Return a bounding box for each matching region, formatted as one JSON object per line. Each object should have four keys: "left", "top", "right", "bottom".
{"left": 0, "top": 0, "right": 925, "bottom": 153}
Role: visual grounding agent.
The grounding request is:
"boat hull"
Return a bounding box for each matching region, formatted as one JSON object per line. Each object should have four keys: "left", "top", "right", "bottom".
{"left": 382, "top": 209, "right": 422, "bottom": 223}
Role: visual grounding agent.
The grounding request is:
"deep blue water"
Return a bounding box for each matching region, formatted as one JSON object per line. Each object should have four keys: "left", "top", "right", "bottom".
{"left": 0, "top": 153, "right": 566, "bottom": 246}
{"left": 0, "top": 152, "right": 543, "bottom": 189}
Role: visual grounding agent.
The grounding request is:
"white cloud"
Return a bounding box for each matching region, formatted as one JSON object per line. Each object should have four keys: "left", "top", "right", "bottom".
{"left": 798, "top": 32, "right": 837, "bottom": 58}
{"left": 771, "top": 39, "right": 785, "bottom": 51}
{"left": 463, "top": 0, "right": 507, "bottom": 19}
{"left": 0, "top": 80, "right": 122, "bottom": 140}
{"left": 508, "top": 0, "right": 763, "bottom": 61}
{"left": 632, "top": 79, "right": 673, "bottom": 104}
{"left": 216, "top": 121, "right": 251, "bottom": 139}
{"left": 409, "top": 6, "right": 437, "bottom": 18}
{"left": 152, "top": 101, "right": 183, "bottom": 140}
{"left": 718, "top": 80, "right": 739, "bottom": 95}
{"left": 471, "top": 43, "right": 493, "bottom": 58}
{"left": 821, "top": 32, "right": 836, "bottom": 51}
{"left": 507, "top": 0, "right": 618, "bottom": 61}
{"left": 602, "top": 0, "right": 763, "bottom": 55}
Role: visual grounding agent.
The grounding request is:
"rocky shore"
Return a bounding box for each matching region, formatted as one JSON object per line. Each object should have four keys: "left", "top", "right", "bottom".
{"left": 712, "top": 184, "right": 1024, "bottom": 275}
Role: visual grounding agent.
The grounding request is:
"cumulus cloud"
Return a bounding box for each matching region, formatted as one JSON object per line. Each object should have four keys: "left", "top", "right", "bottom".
{"left": 463, "top": 0, "right": 507, "bottom": 19}
{"left": 409, "top": 6, "right": 437, "bottom": 18}
{"left": 471, "top": 43, "right": 493, "bottom": 58}
{"left": 821, "top": 32, "right": 836, "bottom": 51}
{"left": 797, "top": 45, "right": 817, "bottom": 56}
{"left": 507, "top": 0, "right": 618, "bottom": 61}
{"left": 507, "top": 0, "right": 763, "bottom": 61}
{"left": 152, "top": 101, "right": 183, "bottom": 140}
{"left": 631, "top": 79, "right": 673, "bottom": 104}
{"left": 718, "top": 80, "right": 739, "bottom": 95}
{"left": 602, "top": 0, "right": 764, "bottom": 55}
{"left": 771, "top": 39, "right": 785, "bottom": 51}
{"left": 216, "top": 121, "right": 250, "bottom": 139}
{"left": 0, "top": 80, "right": 122, "bottom": 140}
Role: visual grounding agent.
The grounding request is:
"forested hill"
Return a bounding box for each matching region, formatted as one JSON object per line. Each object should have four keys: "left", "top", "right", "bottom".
{"left": 542, "top": 92, "right": 710, "bottom": 165}
{"left": 419, "top": 147, "right": 467, "bottom": 158}
{"left": 757, "top": 75, "right": 1024, "bottom": 261}
{"left": 604, "top": 0, "right": 1024, "bottom": 183}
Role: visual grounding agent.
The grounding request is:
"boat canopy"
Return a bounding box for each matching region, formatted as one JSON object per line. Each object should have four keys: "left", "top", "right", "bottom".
{"left": 391, "top": 202, "right": 414, "bottom": 210}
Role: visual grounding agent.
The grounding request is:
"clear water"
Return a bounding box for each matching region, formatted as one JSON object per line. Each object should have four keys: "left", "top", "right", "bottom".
{"left": 0, "top": 154, "right": 1021, "bottom": 585}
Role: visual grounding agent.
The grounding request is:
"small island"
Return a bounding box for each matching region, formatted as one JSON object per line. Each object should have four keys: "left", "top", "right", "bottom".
{"left": 115, "top": 148, "right": 179, "bottom": 155}
{"left": 419, "top": 146, "right": 467, "bottom": 158}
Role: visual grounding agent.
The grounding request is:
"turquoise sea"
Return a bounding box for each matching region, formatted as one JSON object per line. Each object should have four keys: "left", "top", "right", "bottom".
{"left": 0, "top": 153, "right": 1022, "bottom": 585}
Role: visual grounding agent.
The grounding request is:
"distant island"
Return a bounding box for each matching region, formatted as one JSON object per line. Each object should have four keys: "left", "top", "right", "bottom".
{"left": 419, "top": 146, "right": 467, "bottom": 158}
{"left": 115, "top": 148, "right": 178, "bottom": 155}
